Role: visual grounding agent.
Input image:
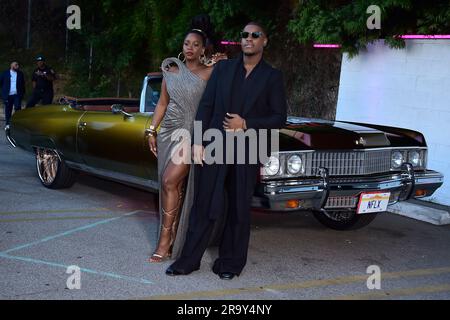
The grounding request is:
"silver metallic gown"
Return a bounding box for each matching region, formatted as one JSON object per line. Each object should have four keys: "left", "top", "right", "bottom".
{"left": 156, "top": 57, "right": 207, "bottom": 259}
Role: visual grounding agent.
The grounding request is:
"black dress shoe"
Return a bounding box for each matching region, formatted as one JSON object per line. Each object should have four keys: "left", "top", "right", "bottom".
{"left": 165, "top": 266, "right": 185, "bottom": 276}
{"left": 219, "top": 272, "right": 236, "bottom": 280}
{"left": 165, "top": 265, "right": 200, "bottom": 276}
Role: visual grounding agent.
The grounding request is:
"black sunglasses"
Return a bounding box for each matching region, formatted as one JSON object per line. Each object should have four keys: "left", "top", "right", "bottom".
{"left": 240, "top": 31, "right": 263, "bottom": 39}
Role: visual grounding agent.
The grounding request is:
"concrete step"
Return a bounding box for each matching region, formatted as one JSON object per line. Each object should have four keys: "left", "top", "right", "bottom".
{"left": 389, "top": 201, "right": 450, "bottom": 225}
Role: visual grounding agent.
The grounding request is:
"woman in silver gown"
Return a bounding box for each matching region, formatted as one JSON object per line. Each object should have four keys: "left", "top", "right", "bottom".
{"left": 148, "top": 28, "right": 225, "bottom": 262}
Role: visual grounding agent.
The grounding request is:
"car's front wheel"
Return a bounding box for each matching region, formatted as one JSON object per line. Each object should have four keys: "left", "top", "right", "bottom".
{"left": 36, "top": 148, "right": 77, "bottom": 189}
{"left": 312, "top": 209, "right": 378, "bottom": 230}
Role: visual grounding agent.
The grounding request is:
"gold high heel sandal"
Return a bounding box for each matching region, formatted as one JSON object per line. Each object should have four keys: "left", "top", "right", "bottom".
{"left": 149, "top": 206, "right": 177, "bottom": 263}
{"left": 149, "top": 190, "right": 184, "bottom": 263}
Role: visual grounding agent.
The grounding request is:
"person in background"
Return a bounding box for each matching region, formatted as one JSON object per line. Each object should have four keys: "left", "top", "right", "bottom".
{"left": 26, "top": 55, "right": 56, "bottom": 108}
{"left": 0, "top": 61, "right": 25, "bottom": 130}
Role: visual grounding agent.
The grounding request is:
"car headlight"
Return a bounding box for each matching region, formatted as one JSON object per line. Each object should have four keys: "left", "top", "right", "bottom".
{"left": 263, "top": 156, "right": 280, "bottom": 176}
{"left": 287, "top": 154, "right": 304, "bottom": 175}
{"left": 408, "top": 150, "right": 421, "bottom": 167}
{"left": 391, "top": 151, "right": 403, "bottom": 169}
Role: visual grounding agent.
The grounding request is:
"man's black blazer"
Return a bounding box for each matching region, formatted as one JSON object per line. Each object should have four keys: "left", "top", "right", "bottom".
{"left": 195, "top": 56, "right": 287, "bottom": 140}
{"left": 0, "top": 69, "right": 26, "bottom": 100}
{"left": 191, "top": 56, "right": 288, "bottom": 221}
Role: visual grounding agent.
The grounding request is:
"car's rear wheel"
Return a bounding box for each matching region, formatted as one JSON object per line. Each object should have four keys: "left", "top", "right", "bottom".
{"left": 36, "top": 148, "right": 77, "bottom": 189}
{"left": 312, "top": 209, "right": 378, "bottom": 230}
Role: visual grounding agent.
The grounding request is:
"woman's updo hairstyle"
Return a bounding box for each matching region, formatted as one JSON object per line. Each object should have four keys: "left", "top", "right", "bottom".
{"left": 184, "top": 14, "right": 215, "bottom": 48}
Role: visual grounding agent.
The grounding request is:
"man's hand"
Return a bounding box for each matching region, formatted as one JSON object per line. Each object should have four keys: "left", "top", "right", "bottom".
{"left": 44, "top": 70, "right": 55, "bottom": 81}
{"left": 211, "top": 52, "right": 228, "bottom": 63}
{"left": 223, "top": 113, "right": 245, "bottom": 131}
{"left": 192, "top": 144, "right": 205, "bottom": 166}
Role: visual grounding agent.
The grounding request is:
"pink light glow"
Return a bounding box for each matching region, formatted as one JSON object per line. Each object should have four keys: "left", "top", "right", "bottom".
{"left": 313, "top": 44, "right": 341, "bottom": 48}
{"left": 220, "top": 40, "right": 240, "bottom": 45}
{"left": 398, "top": 35, "right": 450, "bottom": 39}
{"left": 313, "top": 35, "right": 450, "bottom": 49}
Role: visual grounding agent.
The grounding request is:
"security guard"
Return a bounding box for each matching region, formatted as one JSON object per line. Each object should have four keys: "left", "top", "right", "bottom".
{"left": 26, "top": 55, "right": 56, "bottom": 108}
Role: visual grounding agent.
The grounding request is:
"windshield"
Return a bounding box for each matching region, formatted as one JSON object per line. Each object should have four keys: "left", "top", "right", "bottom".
{"left": 143, "top": 77, "right": 161, "bottom": 112}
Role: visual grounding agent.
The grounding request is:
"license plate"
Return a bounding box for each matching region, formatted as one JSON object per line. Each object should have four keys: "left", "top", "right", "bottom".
{"left": 357, "top": 192, "right": 391, "bottom": 214}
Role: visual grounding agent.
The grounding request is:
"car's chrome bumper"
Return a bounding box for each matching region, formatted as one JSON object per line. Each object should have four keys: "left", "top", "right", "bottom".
{"left": 252, "top": 164, "right": 444, "bottom": 212}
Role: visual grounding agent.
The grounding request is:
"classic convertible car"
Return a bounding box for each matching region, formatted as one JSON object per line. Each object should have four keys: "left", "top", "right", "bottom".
{"left": 6, "top": 72, "right": 444, "bottom": 231}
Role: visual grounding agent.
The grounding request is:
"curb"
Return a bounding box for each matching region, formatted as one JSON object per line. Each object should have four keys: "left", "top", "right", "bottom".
{"left": 389, "top": 201, "right": 450, "bottom": 225}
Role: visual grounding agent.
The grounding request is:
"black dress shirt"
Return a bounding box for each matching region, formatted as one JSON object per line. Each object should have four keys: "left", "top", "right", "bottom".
{"left": 229, "top": 55, "right": 263, "bottom": 115}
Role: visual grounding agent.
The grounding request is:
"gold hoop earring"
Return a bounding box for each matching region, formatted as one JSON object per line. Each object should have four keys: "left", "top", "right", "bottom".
{"left": 177, "top": 52, "right": 186, "bottom": 63}
{"left": 200, "top": 53, "right": 207, "bottom": 65}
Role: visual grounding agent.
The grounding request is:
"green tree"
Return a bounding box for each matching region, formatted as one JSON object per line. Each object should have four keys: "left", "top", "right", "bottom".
{"left": 66, "top": 0, "right": 155, "bottom": 97}
{"left": 288, "top": 0, "right": 450, "bottom": 57}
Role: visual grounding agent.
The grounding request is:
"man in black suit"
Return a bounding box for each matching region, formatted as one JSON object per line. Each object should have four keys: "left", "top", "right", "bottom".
{"left": 0, "top": 61, "right": 25, "bottom": 130}
{"left": 166, "top": 22, "right": 287, "bottom": 279}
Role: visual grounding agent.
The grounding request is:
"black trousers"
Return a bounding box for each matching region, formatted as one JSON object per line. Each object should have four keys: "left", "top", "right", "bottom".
{"left": 170, "top": 164, "right": 258, "bottom": 275}
{"left": 26, "top": 89, "right": 53, "bottom": 108}
{"left": 3, "top": 95, "right": 22, "bottom": 125}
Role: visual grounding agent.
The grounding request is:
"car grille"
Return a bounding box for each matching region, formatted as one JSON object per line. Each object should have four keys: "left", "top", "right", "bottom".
{"left": 325, "top": 196, "right": 358, "bottom": 209}
{"left": 306, "top": 150, "right": 392, "bottom": 176}
{"left": 324, "top": 192, "right": 401, "bottom": 209}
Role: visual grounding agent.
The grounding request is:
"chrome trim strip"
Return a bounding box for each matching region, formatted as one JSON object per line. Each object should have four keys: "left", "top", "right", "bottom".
{"left": 262, "top": 171, "right": 443, "bottom": 196}
{"left": 275, "top": 146, "right": 427, "bottom": 154}
{"left": 318, "top": 167, "right": 330, "bottom": 208}
{"left": 66, "top": 161, "right": 159, "bottom": 191}
{"left": 402, "top": 162, "right": 415, "bottom": 200}
{"left": 139, "top": 76, "right": 149, "bottom": 113}
{"left": 416, "top": 176, "right": 444, "bottom": 184}
{"left": 5, "top": 129, "right": 16, "bottom": 148}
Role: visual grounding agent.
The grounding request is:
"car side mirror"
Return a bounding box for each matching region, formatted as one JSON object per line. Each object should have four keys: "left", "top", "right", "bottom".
{"left": 111, "top": 104, "right": 133, "bottom": 118}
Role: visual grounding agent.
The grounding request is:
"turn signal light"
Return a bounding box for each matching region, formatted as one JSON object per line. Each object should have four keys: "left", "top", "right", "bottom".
{"left": 415, "top": 189, "right": 427, "bottom": 197}
{"left": 285, "top": 200, "right": 300, "bottom": 209}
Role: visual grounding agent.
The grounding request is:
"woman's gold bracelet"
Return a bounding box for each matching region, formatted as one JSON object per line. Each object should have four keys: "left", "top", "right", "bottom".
{"left": 149, "top": 130, "right": 157, "bottom": 137}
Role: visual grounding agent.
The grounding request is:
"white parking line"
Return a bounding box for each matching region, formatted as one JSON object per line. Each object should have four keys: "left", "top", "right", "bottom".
{"left": 0, "top": 252, "right": 153, "bottom": 285}
{"left": 1, "top": 210, "right": 141, "bottom": 254}
{"left": 0, "top": 209, "right": 154, "bottom": 285}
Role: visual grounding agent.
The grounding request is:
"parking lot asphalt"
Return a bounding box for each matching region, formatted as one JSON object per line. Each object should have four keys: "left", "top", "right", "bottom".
{"left": 1, "top": 119, "right": 450, "bottom": 300}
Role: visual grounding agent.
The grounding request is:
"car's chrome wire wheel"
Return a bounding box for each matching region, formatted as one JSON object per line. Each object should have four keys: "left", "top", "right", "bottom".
{"left": 322, "top": 210, "right": 354, "bottom": 222}
{"left": 36, "top": 148, "right": 60, "bottom": 186}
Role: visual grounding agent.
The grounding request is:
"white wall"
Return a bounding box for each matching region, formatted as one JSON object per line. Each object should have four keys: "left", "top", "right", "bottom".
{"left": 336, "top": 39, "right": 450, "bottom": 205}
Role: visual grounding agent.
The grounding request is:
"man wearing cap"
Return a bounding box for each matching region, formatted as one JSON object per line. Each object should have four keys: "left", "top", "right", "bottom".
{"left": 26, "top": 56, "right": 56, "bottom": 108}
{"left": 0, "top": 61, "right": 25, "bottom": 130}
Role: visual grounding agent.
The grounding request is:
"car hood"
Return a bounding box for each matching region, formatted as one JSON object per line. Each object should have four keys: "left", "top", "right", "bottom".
{"left": 278, "top": 117, "right": 426, "bottom": 151}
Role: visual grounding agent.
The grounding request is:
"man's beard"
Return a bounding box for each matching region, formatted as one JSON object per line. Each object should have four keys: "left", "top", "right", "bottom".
{"left": 243, "top": 51, "right": 256, "bottom": 56}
